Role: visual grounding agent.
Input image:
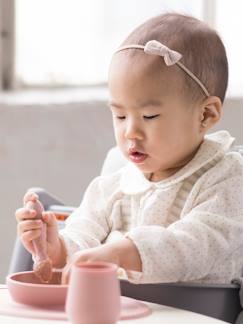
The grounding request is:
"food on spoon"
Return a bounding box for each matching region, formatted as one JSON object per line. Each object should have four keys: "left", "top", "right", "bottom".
{"left": 26, "top": 199, "right": 53, "bottom": 283}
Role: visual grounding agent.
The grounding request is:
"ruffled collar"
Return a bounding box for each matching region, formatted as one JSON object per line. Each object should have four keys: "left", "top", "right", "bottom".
{"left": 119, "top": 130, "right": 235, "bottom": 195}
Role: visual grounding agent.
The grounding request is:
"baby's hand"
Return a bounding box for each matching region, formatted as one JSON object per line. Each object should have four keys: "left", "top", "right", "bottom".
{"left": 61, "top": 238, "right": 142, "bottom": 284}
{"left": 61, "top": 243, "right": 120, "bottom": 284}
{"left": 15, "top": 190, "right": 61, "bottom": 265}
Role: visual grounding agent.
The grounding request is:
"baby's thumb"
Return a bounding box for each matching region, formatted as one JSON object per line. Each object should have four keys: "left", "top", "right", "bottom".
{"left": 42, "top": 212, "right": 57, "bottom": 227}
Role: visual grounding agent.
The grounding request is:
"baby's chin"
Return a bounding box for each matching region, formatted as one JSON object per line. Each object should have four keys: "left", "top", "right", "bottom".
{"left": 133, "top": 163, "right": 155, "bottom": 176}
{"left": 137, "top": 163, "right": 180, "bottom": 181}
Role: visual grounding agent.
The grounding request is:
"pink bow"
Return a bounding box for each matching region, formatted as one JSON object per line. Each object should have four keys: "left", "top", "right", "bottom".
{"left": 144, "top": 40, "right": 182, "bottom": 66}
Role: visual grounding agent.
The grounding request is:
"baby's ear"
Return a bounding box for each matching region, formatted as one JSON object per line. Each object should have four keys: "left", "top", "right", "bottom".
{"left": 199, "top": 96, "right": 222, "bottom": 130}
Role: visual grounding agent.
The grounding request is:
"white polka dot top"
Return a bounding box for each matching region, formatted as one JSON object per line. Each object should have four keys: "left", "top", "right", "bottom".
{"left": 60, "top": 131, "right": 243, "bottom": 284}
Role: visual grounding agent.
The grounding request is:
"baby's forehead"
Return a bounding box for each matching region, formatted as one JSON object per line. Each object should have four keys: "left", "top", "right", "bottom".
{"left": 110, "top": 50, "right": 184, "bottom": 88}
{"left": 109, "top": 51, "right": 187, "bottom": 105}
{"left": 111, "top": 50, "right": 159, "bottom": 70}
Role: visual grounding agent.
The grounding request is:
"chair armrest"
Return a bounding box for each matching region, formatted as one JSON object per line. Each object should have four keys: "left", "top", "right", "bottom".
{"left": 27, "top": 187, "right": 65, "bottom": 208}
{"left": 48, "top": 205, "right": 76, "bottom": 220}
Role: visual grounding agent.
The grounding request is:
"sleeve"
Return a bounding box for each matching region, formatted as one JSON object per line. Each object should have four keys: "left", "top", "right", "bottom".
{"left": 59, "top": 176, "right": 111, "bottom": 262}
{"left": 126, "top": 161, "right": 243, "bottom": 284}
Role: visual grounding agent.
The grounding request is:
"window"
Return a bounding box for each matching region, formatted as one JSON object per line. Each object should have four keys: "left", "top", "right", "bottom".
{"left": 15, "top": 0, "right": 203, "bottom": 87}
{"left": 1, "top": 0, "right": 242, "bottom": 97}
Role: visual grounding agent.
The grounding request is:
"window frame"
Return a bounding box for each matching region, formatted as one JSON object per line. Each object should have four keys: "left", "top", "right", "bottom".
{"left": 0, "top": 0, "right": 15, "bottom": 90}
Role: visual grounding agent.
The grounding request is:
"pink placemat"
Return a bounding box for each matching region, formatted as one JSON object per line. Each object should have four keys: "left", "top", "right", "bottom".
{"left": 0, "top": 288, "right": 151, "bottom": 321}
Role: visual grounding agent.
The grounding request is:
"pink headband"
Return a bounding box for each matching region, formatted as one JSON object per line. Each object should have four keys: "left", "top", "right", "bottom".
{"left": 115, "top": 40, "right": 210, "bottom": 97}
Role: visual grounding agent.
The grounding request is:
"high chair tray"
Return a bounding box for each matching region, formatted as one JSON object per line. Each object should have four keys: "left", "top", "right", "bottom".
{"left": 0, "top": 288, "right": 151, "bottom": 321}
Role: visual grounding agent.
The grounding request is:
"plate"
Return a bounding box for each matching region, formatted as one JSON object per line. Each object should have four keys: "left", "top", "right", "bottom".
{"left": 5, "top": 271, "right": 151, "bottom": 320}
{"left": 6, "top": 270, "right": 67, "bottom": 306}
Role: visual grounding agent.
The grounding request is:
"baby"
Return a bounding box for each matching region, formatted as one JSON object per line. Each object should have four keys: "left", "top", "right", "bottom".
{"left": 16, "top": 13, "right": 243, "bottom": 284}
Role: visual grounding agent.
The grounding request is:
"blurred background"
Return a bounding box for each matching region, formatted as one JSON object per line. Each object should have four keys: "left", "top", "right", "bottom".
{"left": 0, "top": 0, "right": 242, "bottom": 282}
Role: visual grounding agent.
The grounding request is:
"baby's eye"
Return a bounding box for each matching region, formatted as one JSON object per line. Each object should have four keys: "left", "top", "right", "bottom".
{"left": 116, "top": 116, "right": 126, "bottom": 120}
{"left": 143, "top": 114, "right": 160, "bottom": 120}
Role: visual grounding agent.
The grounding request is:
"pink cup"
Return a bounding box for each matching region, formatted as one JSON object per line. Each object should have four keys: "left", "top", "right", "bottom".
{"left": 65, "top": 262, "right": 121, "bottom": 324}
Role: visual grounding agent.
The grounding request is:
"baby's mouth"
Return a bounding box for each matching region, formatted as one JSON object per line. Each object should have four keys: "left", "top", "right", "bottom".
{"left": 128, "top": 149, "right": 148, "bottom": 164}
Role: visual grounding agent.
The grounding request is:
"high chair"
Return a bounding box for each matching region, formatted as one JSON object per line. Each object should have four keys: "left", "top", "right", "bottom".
{"left": 9, "top": 146, "right": 243, "bottom": 323}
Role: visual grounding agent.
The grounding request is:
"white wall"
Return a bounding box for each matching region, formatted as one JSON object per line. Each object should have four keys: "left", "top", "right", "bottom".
{"left": 0, "top": 92, "right": 242, "bottom": 283}
{"left": 0, "top": 91, "right": 115, "bottom": 282}
{"left": 212, "top": 98, "right": 243, "bottom": 145}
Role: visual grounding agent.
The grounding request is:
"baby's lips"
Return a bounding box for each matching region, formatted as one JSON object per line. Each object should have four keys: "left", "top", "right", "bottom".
{"left": 128, "top": 147, "right": 146, "bottom": 155}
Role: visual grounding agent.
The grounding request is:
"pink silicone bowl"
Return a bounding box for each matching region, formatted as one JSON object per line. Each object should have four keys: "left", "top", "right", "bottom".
{"left": 6, "top": 270, "right": 68, "bottom": 306}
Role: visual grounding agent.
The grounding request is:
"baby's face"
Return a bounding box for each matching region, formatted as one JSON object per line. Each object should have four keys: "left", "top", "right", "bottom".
{"left": 108, "top": 53, "right": 205, "bottom": 181}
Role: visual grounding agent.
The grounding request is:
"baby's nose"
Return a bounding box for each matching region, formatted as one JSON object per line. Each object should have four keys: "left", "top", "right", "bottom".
{"left": 124, "top": 121, "right": 143, "bottom": 140}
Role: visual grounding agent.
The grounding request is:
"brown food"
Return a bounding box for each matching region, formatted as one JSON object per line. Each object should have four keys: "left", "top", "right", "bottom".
{"left": 33, "top": 258, "right": 53, "bottom": 283}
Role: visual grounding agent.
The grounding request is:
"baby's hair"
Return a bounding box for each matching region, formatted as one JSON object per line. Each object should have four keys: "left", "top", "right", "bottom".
{"left": 120, "top": 13, "right": 228, "bottom": 103}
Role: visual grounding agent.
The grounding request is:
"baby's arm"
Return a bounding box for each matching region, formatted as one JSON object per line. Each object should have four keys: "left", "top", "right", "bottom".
{"left": 112, "top": 237, "right": 142, "bottom": 271}
{"left": 61, "top": 237, "right": 142, "bottom": 284}
{"left": 125, "top": 165, "right": 243, "bottom": 284}
{"left": 59, "top": 176, "right": 117, "bottom": 265}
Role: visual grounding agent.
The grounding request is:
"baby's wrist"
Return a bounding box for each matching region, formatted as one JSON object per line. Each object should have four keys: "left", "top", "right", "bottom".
{"left": 114, "top": 238, "right": 142, "bottom": 272}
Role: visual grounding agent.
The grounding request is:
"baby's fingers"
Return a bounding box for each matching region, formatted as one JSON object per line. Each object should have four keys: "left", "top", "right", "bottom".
{"left": 17, "top": 219, "right": 42, "bottom": 236}
{"left": 21, "top": 228, "right": 42, "bottom": 242}
{"left": 61, "top": 263, "right": 72, "bottom": 285}
{"left": 42, "top": 212, "right": 57, "bottom": 227}
{"left": 23, "top": 191, "right": 39, "bottom": 205}
{"left": 15, "top": 207, "right": 37, "bottom": 222}
{"left": 20, "top": 229, "right": 42, "bottom": 255}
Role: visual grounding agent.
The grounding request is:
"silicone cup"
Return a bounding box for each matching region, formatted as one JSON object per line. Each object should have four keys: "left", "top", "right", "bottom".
{"left": 65, "top": 262, "right": 121, "bottom": 324}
